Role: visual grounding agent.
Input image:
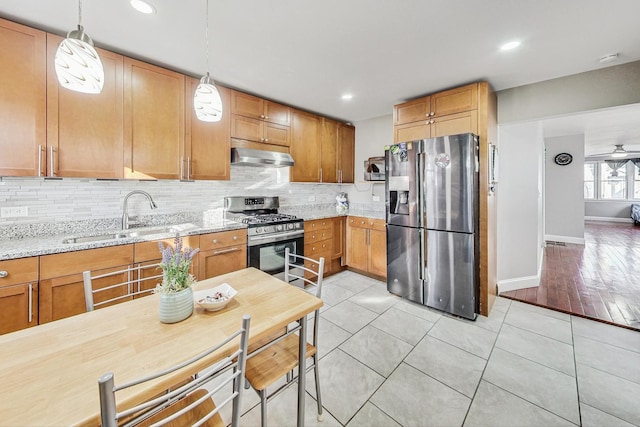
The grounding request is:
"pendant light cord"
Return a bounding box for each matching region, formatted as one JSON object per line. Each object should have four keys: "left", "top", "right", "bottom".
{"left": 205, "top": 0, "right": 210, "bottom": 75}
{"left": 78, "top": 0, "right": 83, "bottom": 27}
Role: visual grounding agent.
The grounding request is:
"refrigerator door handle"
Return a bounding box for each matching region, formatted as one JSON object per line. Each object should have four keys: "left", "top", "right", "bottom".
{"left": 417, "top": 151, "right": 426, "bottom": 228}
{"left": 419, "top": 228, "right": 426, "bottom": 280}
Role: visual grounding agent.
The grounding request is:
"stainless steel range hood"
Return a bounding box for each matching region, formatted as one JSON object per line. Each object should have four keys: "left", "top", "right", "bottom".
{"left": 231, "top": 147, "right": 294, "bottom": 167}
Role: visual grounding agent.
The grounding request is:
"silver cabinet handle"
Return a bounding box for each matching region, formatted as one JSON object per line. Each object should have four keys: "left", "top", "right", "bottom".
{"left": 187, "top": 157, "right": 192, "bottom": 179}
{"left": 49, "top": 146, "right": 55, "bottom": 176}
{"left": 213, "top": 247, "right": 241, "bottom": 255}
{"left": 28, "top": 283, "right": 33, "bottom": 323}
{"left": 0, "top": 271, "right": 7, "bottom": 278}
{"left": 37, "top": 145, "right": 44, "bottom": 177}
{"left": 319, "top": 168, "right": 323, "bottom": 182}
{"left": 180, "top": 156, "right": 185, "bottom": 180}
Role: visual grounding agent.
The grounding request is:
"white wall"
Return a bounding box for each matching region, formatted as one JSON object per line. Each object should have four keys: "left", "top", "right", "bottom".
{"left": 544, "top": 135, "right": 585, "bottom": 244}
{"left": 347, "top": 114, "right": 392, "bottom": 206}
{"left": 497, "top": 122, "right": 545, "bottom": 292}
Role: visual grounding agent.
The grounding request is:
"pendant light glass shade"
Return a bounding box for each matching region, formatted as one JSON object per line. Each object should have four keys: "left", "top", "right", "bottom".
{"left": 611, "top": 144, "right": 627, "bottom": 158}
{"left": 55, "top": 21, "right": 104, "bottom": 94}
{"left": 194, "top": 73, "right": 223, "bottom": 122}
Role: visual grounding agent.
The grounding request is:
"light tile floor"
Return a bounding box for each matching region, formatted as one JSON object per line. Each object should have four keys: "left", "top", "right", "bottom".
{"left": 219, "top": 270, "right": 640, "bottom": 427}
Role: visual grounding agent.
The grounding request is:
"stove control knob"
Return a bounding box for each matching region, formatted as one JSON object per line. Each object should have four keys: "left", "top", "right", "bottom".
{"left": 256, "top": 227, "right": 263, "bottom": 233}
{"left": 288, "top": 223, "right": 294, "bottom": 230}
{"left": 277, "top": 224, "right": 283, "bottom": 231}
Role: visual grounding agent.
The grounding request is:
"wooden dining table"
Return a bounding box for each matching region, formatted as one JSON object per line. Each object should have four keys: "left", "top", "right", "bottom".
{"left": 0, "top": 267, "right": 322, "bottom": 427}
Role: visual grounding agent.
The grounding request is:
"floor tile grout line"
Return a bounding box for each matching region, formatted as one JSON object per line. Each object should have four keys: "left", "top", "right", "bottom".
{"left": 492, "top": 343, "right": 576, "bottom": 379}
{"left": 502, "top": 317, "right": 574, "bottom": 346}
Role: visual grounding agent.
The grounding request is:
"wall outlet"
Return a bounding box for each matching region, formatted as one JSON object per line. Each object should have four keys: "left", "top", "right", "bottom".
{"left": 1, "top": 206, "right": 28, "bottom": 218}
{"left": 372, "top": 195, "right": 381, "bottom": 202}
{"left": 307, "top": 196, "right": 316, "bottom": 202}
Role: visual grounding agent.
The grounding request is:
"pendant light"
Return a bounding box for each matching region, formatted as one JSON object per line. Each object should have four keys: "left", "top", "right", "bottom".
{"left": 193, "top": 0, "right": 223, "bottom": 122}
{"left": 611, "top": 144, "right": 628, "bottom": 158}
{"left": 54, "top": 0, "right": 104, "bottom": 94}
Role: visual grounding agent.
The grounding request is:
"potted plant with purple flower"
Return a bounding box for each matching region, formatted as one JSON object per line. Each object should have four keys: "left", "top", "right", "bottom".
{"left": 156, "top": 234, "right": 200, "bottom": 323}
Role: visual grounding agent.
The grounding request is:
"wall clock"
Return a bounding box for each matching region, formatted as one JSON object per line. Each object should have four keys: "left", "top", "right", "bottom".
{"left": 554, "top": 153, "right": 573, "bottom": 166}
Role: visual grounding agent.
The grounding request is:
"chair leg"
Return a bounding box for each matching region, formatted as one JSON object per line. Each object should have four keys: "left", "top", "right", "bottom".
{"left": 313, "top": 354, "right": 324, "bottom": 421}
{"left": 260, "top": 389, "right": 268, "bottom": 427}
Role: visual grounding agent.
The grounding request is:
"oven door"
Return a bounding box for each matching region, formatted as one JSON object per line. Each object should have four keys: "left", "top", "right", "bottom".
{"left": 248, "top": 235, "right": 304, "bottom": 280}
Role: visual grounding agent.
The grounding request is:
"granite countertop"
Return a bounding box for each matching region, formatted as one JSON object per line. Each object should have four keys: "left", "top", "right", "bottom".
{"left": 0, "top": 207, "right": 385, "bottom": 261}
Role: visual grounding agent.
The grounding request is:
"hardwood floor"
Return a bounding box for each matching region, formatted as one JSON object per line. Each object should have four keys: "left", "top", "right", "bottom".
{"left": 501, "top": 221, "right": 640, "bottom": 331}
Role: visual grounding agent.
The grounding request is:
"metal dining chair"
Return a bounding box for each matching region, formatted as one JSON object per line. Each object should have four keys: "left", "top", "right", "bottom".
{"left": 98, "top": 314, "right": 251, "bottom": 427}
{"left": 83, "top": 263, "right": 161, "bottom": 311}
{"left": 244, "top": 248, "right": 325, "bottom": 426}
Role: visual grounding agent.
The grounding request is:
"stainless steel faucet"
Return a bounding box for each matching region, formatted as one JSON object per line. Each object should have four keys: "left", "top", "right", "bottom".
{"left": 121, "top": 190, "right": 157, "bottom": 230}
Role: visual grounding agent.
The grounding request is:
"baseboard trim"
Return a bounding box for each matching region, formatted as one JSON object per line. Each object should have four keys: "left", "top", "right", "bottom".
{"left": 544, "top": 234, "right": 585, "bottom": 245}
{"left": 585, "top": 216, "right": 633, "bottom": 223}
{"left": 497, "top": 247, "right": 544, "bottom": 294}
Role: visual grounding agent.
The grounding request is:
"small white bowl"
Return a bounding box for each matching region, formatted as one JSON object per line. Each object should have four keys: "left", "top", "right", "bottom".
{"left": 194, "top": 283, "right": 237, "bottom": 312}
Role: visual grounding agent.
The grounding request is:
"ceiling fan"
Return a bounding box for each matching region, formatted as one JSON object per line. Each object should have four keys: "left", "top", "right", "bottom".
{"left": 586, "top": 144, "right": 640, "bottom": 160}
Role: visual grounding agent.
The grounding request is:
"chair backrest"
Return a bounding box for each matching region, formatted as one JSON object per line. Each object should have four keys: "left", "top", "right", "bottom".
{"left": 83, "top": 263, "right": 162, "bottom": 311}
{"left": 284, "top": 248, "right": 324, "bottom": 347}
{"left": 98, "top": 314, "right": 251, "bottom": 427}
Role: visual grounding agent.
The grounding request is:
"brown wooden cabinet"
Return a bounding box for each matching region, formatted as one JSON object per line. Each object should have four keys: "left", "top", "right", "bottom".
{"left": 304, "top": 219, "right": 333, "bottom": 278}
{"left": 198, "top": 230, "right": 247, "bottom": 280}
{"left": 319, "top": 120, "right": 355, "bottom": 184}
{"left": 0, "top": 18, "right": 46, "bottom": 177}
{"left": 330, "top": 217, "right": 346, "bottom": 274}
{"left": 0, "top": 257, "right": 39, "bottom": 335}
{"left": 124, "top": 58, "right": 185, "bottom": 179}
{"left": 39, "top": 245, "right": 134, "bottom": 323}
{"left": 338, "top": 124, "right": 355, "bottom": 183}
{"left": 346, "top": 216, "right": 387, "bottom": 279}
{"left": 185, "top": 78, "right": 231, "bottom": 180}
{"left": 230, "top": 90, "right": 290, "bottom": 146}
{"left": 290, "top": 110, "right": 321, "bottom": 182}
{"left": 46, "top": 34, "right": 125, "bottom": 178}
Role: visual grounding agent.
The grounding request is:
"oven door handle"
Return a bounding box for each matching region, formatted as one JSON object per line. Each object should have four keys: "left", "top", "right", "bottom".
{"left": 249, "top": 230, "right": 304, "bottom": 244}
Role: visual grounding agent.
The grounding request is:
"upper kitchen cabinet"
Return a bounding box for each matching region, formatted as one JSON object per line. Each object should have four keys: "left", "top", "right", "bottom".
{"left": 338, "top": 123, "right": 355, "bottom": 183}
{"left": 0, "top": 18, "right": 46, "bottom": 177}
{"left": 320, "top": 118, "right": 339, "bottom": 182}
{"left": 393, "top": 83, "right": 479, "bottom": 143}
{"left": 230, "top": 90, "right": 290, "bottom": 146}
{"left": 123, "top": 58, "right": 185, "bottom": 179}
{"left": 290, "top": 110, "right": 321, "bottom": 182}
{"left": 46, "top": 34, "right": 124, "bottom": 178}
{"left": 185, "top": 78, "right": 231, "bottom": 180}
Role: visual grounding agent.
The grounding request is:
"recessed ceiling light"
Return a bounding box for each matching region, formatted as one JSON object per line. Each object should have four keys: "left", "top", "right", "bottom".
{"left": 130, "top": 0, "right": 156, "bottom": 14}
{"left": 341, "top": 94, "right": 353, "bottom": 100}
{"left": 500, "top": 41, "right": 521, "bottom": 51}
{"left": 599, "top": 53, "right": 619, "bottom": 64}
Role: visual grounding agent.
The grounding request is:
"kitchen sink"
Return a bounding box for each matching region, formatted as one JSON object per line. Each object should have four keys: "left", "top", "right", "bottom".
{"left": 61, "top": 224, "right": 198, "bottom": 244}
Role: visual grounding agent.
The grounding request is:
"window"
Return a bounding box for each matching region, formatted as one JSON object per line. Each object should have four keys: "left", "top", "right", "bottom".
{"left": 584, "top": 163, "right": 595, "bottom": 199}
{"left": 600, "top": 162, "right": 626, "bottom": 199}
{"left": 583, "top": 160, "right": 640, "bottom": 200}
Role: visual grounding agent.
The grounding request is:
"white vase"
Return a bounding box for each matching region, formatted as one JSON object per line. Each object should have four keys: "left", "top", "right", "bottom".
{"left": 158, "top": 287, "right": 194, "bottom": 324}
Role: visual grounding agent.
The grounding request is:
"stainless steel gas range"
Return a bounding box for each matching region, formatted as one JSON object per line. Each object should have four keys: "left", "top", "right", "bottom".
{"left": 224, "top": 196, "right": 304, "bottom": 279}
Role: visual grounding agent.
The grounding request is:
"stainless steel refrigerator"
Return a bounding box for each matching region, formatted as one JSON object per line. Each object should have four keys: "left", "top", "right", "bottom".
{"left": 385, "top": 133, "right": 479, "bottom": 320}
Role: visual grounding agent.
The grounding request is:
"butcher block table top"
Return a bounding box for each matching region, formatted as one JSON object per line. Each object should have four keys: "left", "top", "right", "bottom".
{"left": 0, "top": 268, "right": 322, "bottom": 426}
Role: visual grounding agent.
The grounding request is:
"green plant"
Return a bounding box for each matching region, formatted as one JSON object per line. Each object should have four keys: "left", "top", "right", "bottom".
{"left": 156, "top": 234, "right": 200, "bottom": 294}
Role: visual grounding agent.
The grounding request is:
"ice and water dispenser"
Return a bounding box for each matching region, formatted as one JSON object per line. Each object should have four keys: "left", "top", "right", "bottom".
{"left": 386, "top": 143, "right": 412, "bottom": 216}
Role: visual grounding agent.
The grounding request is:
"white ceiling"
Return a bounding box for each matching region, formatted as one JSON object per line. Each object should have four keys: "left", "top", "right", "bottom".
{"left": 1, "top": 0, "right": 640, "bottom": 152}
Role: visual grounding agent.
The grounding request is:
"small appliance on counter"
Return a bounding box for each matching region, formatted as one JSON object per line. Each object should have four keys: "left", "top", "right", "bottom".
{"left": 336, "top": 192, "right": 349, "bottom": 214}
{"left": 364, "top": 156, "right": 385, "bottom": 181}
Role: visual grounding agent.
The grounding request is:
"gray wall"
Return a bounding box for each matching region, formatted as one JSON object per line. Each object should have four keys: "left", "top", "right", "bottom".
{"left": 544, "top": 135, "right": 585, "bottom": 242}
{"left": 585, "top": 201, "right": 633, "bottom": 219}
{"left": 497, "top": 60, "right": 640, "bottom": 124}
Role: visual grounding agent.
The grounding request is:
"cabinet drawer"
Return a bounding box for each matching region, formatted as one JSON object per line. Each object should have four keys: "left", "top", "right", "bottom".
{"left": 305, "top": 241, "right": 331, "bottom": 257}
{"left": 304, "top": 251, "right": 331, "bottom": 275}
{"left": 347, "top": 216, "right": 385, "bottom": 231}
{"left": 305, "top": 228, "right": 332, "bottom": 242}
{"left": 0, "top": 257, "right": 38, "bottom": 287}
{"left": 134, "top": 235, "right": 200, "bottom": 263}
{"left": 199, "top": 229, "right": 247, "bottom": 251}
{"left": 304, "top": 219, "right": 332, "bottom": 232}
{"left": 40, "top": 245, "right": 133, "bottom": 280}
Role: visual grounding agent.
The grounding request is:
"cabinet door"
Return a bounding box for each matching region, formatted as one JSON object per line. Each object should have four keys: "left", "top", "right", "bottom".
{"left": 230, "top": 90, "right": 263, "bottom": 119}
{"left": 346, "top": 223, "right": 368, "bottom": 271}
{"left": 0, "top": 18, "right": 46, "bottom": 176}
{"left": 198, "top": 246, "right": 247, "bottom": 280}
{"left": 263, "top": 122, "right": 290, "bottom": 146}
{"left": 0, "top": 282, "right": 38, "bottom": 335}
{"left": 46, "top": 34, "right": 124, "bottom": 178}
{"left": 231, "top": 114, "right": 263, "bottom": 142}
{"left": 431, "top": 110, "right": 478, "bottom": 138}
{"left": 432, "top": 83, "right": 478, "bottom": 117}
{"left": 368, "top": 228, "right": 387, "bottom": 278}
{"left": 331, "top": 217, "right": 345, "bottom": 260}
{"left": 264, "top": 101, "right": 290, "bottom": 126}
{"left": 290, "top": 111, "right": 321, "bottom": 182}
{"left": 393, "top": 96, "right": 430, "bottom": 125}
{"left": 124, "top": 58, "right": 185, "bottom": 179}
{"left": 185, "top": 78, "right": 230, "bottom": 180}
{"left": 338, "top": 124, "right": 355, "bottom": 183}
{"left": 394, "top": 121, "right": 429, "bottom": 143}
{"left": 320, "top": 119, "right": 339, "bottom": 183}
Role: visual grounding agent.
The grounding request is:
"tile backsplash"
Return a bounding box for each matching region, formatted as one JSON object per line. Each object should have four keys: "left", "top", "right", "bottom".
{"left": 0, "top": 166, "right": 346, "bottom": 226}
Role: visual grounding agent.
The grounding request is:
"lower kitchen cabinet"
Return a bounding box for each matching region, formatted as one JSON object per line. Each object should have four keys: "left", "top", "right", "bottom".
{"left": 346, "top": 216, "right": 387, "bottom": 279}
{"left": 0, "top": 257, "right": 39, "bottom": 335}
{"left": 331, "top": 217, "right": 346, "bottom": 273}
{"left": 39, "top": 245, "right": 134, "bottom": 323}
{"left": 198, "top": 230, "right": 247, "bottom": 280}
{"left": 304, "top": 219, "right": 333, "bottom": 279}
